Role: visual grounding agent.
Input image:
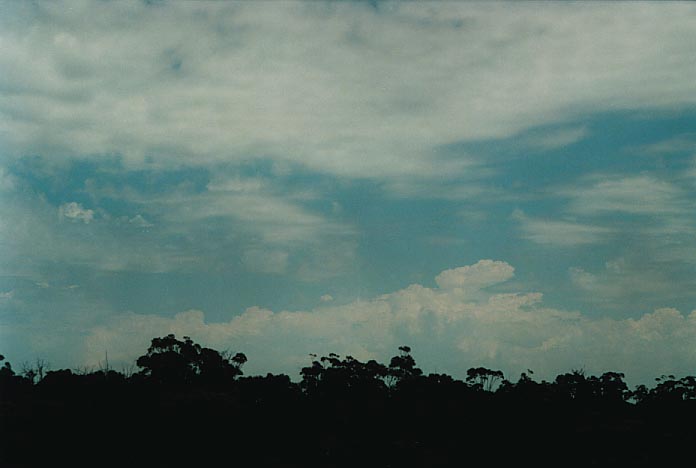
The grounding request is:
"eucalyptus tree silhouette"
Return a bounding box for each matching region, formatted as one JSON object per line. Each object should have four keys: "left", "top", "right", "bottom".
{"left": 6, "top": 337, "right": 696, "bottom": 468}
{"left": 387, "top": 345, "right": 422, "bottom": 387}
{"left": 136, "top": 334, "right": 246, "bottom": 385}
{"left": 300, "top": 352, "right": 389, "bottom": 399}
{"left": 466, "top": 367, "right": 504, "bottom": 392}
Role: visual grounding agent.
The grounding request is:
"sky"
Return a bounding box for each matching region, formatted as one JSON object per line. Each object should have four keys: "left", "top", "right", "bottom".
{"left": 2, "top": 1, "right": 696, "bottom": 385}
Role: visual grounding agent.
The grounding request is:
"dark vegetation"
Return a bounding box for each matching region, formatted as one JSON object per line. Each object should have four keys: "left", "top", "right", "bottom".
{"left": 2, "top": 336, "right": 696, "bottom": 467}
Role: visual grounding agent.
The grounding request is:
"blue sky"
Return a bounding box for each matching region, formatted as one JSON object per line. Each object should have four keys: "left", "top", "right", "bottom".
{"left": 2, "top": 1, "right": 696, "bottom": 384}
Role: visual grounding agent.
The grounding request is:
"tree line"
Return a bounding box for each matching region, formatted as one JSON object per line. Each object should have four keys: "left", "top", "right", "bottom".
{"left": 2, "top": 334, "right": 696, "bottom": 467}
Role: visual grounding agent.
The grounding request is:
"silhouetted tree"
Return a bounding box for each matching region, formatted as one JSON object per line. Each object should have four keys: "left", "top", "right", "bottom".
{"left": 466, "top": 367, "right": 504, "bottom": 392}
{"left": 595, "top": 371, "right": 629, "bottom": 402}
{"left": 6, "top": 338, "right": 696, "bottom": 468}
{"left": 300, "top": 352, "right": 388, "bottom": 398}
{"left": 135, "top": 334, "right": 246, "bottom": 385}
{"left": 0, "top": 355, "right": 31, "bottom": 400}
{"left": 554, "top": 369, "right": 593, "bottom": 402}
{"left": 387, "top": 345, "right": 422, "bottom": 388}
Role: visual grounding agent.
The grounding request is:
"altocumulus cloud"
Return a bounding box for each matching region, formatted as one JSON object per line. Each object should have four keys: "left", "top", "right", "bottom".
{"left": 81, "top": 260, "right": 696, "bottom": 385}
{"left": 3, "top": 2, "right": 696, "bottom": 185}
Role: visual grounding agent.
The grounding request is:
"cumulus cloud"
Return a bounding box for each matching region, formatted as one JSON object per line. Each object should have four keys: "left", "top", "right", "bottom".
{"left": 59, "top": 202, "right": 94, "bottom": 224}
{"left": 76, "top": 259, "right": 696, "bottom": 385}
{"left": 434, "top": 260, "right": 514, "bottom": 290}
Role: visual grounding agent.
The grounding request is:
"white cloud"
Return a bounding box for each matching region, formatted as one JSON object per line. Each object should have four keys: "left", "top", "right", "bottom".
{"left": 434, "top": 260, "right": 514, "bottom": 290}
{"left": 1, "top": 171, "right": 355, "bottom": 276}
{"left": 513, "top": 209, "right": 612, "bottom": 246}
{"left": 533, "top": 174, "right": 696, "bottom": 270}
{"left": 563, "top": 175, "right": 686, "bottom": 216}
{"left": 59, "top": 202, "right": 94, "bottom": 223}
{"left": 525, "top": 126, "right": 588, "bottom": 151}
{"left": 569, "top": 267, "right": 600, "bottom": 291}
{"left": 128, "top": 214, "right": 153, "bottom": 228}
{"left": 71, "top": 259, "right": 696, "bottom": 385}
{"left": 569, "top": 260, "right": 676, "bottom": 308}
{"left": 0, "top": 194, "right": 200, "bottom": 274}
{"left": 2, "top": 2, "right": 696, "bottom": 185}
{"left": 320, "top": 294, "right": 334, "bottom": 303}
{"left": 635, "top": 134, "right": 696, "bottom": 156}
{"left": 0, "top": 290, "right": 14, "bottom": 299}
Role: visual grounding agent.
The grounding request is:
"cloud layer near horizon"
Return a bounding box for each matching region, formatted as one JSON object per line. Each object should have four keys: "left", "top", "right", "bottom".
{"left": 83, "top": 260, "right": 696, "bottom": 386}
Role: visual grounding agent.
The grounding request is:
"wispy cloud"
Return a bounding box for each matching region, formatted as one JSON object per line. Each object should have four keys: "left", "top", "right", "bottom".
{"left": 513, "top": 209, "right": 612, "bottom": 246}
{"left": 634, "top": 133, "right": 696, "bottom": 156}
{"left": 563, "top": 175, "right": 686, "bottom": 216}
{"left": 0, "top": 168, "right": 357, "bottom": 279}
{"left": 524, "top": 127, "right": 588, "bottom": 151}
{"left": 568, "top": 258, "right": 681, "bottom": 310}
{"left": 2, "top": 2, "right": 696, "bottom": 186}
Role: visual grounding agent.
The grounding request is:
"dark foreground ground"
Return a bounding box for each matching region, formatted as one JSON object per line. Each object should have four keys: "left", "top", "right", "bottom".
{"left": 2, "top": 336, "right": 696, "bottom": 467}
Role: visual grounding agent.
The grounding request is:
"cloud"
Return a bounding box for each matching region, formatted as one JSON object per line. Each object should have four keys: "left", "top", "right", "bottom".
{"left": 569, "top": 259, "right": 678, "bottom": 309}
{"left": 0, "top": 167, "right": 355, "bottom": 277}
{"left": 563, "top": 175, "right": 686, "bottom": 216}
{"left": 536, "top": 173, "right": 696, "bottom": 270}
{"left": 0, "top": 290, "right": 14, "bottom": 299}
{"left": 59, "top": 202, "right": 94, "bottom": 223}
{"left": 2, "top": 2, "right": 696, "bottom": 186}
{"left": 0, "top": 193, "right": 201, "bottom": 274}
{"left": 67, "top": 259, "right": 696, "bottom": 385}
{"left": 434, "top": 259, "right": 514, "bottom": 290}
{"left": 525, "top": 126, "right": 588, "bottom": 151}
{"left": 513, "top": 209, "right": 612, "bottom": 246}
{"left": 320, "top": 294, "right": 334, "bottom": 303}
{"left": 635, "top": 134, "right": 696, "bottom": 156}
{"left": 127, "top": 214, "right": 153, "bottom": 228}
